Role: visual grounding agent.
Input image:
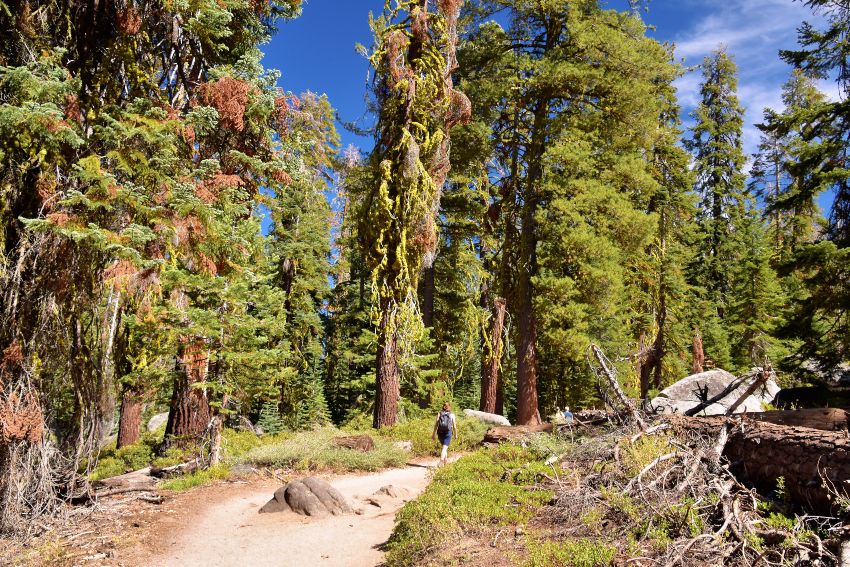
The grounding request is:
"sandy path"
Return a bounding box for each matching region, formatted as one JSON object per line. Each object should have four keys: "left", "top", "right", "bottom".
{"left": 141, "top": 462, "right": 447, "bottom": 567}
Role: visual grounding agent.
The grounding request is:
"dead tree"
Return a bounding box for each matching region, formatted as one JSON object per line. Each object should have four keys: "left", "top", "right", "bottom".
{"left": 589, "top": 345, "right": 646, "bottom": 431}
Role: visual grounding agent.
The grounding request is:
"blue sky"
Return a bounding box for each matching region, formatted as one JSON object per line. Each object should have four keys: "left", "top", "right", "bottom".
{"left": 261, "top": 0, "right": 833, "bottom": 203}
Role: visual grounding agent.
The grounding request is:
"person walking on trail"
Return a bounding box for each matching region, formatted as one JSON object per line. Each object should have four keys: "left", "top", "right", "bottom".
{"left": 432, "top": 402, "right": 458, "bottom": 466}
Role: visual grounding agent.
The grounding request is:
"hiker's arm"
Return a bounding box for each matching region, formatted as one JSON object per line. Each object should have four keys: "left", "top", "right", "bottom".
{"left": 432, "top": 417, "right": 438, "bottom": 440}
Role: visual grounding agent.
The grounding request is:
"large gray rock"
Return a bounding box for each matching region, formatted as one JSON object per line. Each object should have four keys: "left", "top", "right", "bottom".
{"left": 284, "top": 480, "right": 328, "bottom": 517}
{"left": 146, "top": 412, "right": 169, "bottom": 432}
{"left": 259, "top": 486, "right": 292, "bottom": 514}
{"left": 301, "top": 477, "right": 352, "bottom": 516}
{"left": 259, "top": 476, "right": 352, "bottom": 517}
{"left": 649, "top": 368, "right": 780, "bottom": 416}
{"left": 462, "top": 409, "right": 511, "bottom": 426}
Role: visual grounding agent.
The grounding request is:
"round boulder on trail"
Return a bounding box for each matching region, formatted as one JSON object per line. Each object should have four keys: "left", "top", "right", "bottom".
{"left": 259, "top": 476, "right": 353, "bottom": 517}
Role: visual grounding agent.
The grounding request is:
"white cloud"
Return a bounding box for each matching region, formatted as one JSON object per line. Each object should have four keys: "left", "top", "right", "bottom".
{"left": 667, "top": 0, "right": 829, "bottom": 158}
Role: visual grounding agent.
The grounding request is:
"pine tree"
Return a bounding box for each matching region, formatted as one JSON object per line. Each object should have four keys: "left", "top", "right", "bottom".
{"left": 636, "top": 80, "right": 698, "bottom": 397}
{"left": 456, "top": 0, "right": 689, "bottom": 417}
{"left": 686, "top": 48, "right": 785, "bottom": 371}
{"left": 685, "top": 48, "right": 748, "bottom": 370}
{"left": 751, "top": 70, "right": 826, "bottom": 262}
{"left": 772, "top": 1, "right": 850, "bottom": 370}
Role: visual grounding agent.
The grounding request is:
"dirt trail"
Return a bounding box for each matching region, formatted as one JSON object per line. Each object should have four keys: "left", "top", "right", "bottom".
{"left": 136, "top": 460, "right": 451, "bottom": 567}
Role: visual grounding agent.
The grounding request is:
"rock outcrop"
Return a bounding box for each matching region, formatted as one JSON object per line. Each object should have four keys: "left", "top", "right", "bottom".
{"left": 648, "top": 368, "right": 779, "bottom": 416}
{"left": 259, "top": 476, "right": 353, "bottom": 517}
{"left": 462, "top": 409, "right": 511, "bottom": 426}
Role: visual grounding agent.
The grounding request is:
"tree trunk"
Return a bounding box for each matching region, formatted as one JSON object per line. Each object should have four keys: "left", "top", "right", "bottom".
{"left": 515, "top": 234, "right": 540, "bottom": 425}
{"left": 116, "top": 389, "right": 144, "bottom": 449}
{"left": 480, "top": 297, "right": 506, "bottom": 413}
{"left": 164, "top": 338, "right": 211, "bottom": 443}
{"left": 495, "top": 371, "right": 504, "bottom": 417}
{"left": 670, "top": 415, "right": 850, "bottom": 514}
{"left": 421, "top": 264, "right": 435, "bottom": 328}
{"left": 692, "top": 331, "right": 704, "bottom": 374}
{"left": 373, "top": 299, "right": 400, "bottom": 429}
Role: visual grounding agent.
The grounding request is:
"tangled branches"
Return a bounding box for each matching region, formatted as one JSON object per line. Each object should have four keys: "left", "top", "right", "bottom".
{"left": 0, "top": 378, "right": 63, "bottom": 536}
{"left": 545, "top": 424, "right": 840, "bottom": 566}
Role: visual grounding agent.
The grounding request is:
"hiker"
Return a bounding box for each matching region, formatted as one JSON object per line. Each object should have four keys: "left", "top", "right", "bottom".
{"left": 432, "top": 402, "right": 458, "bottom": 465}
{"left": 563, "top": 406, "right": 574, "bottom": 424}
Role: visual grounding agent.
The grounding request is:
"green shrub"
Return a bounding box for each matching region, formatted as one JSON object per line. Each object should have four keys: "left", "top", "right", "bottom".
{"left": 525, "top": 537, "right": 617, "bottom": 567}
{"left": 89, "top": 457, "right": 126, "bottom": 481}
{"left": 384, "top": 445, "right": 553, "bottom": 566}
{"left": 114, "top": 442, "right": 154, "bottom": 471}
{"left": 239, "top": 427, "right": 408, "bottom": 472}
{"left": 89, "top": 429, "right": 164, "bottom": 480}
{"left": 220, "top": 428, "right": 275, "bottom": 460}
{"left": 151, "top": 445, "right": 196, "bottom": 469}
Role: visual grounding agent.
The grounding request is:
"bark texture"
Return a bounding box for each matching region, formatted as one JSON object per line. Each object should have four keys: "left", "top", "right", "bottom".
{"left": 692, "top": 332, "right": 705, "bottom": 374}
{"left": 739, "top": 408, "right": 849, "bottom": 431}
{"left": 421, "top": 264, "right": 434, "bottom": 328}
{"left": 373, "top": 301, "right": 400, "bottom": 429}
{"left": 116, "top": 389, "right": 143, "bottom": 449}
{"left": 164, "top": 338, "right": 210, "bottom": 442}
{"left": 480, "top": 297, "right": 506, "bottom": 413}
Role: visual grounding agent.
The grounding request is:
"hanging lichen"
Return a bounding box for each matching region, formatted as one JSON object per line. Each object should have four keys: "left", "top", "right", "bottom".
{"left": 361, "top": 0, "right": 469, "bottom": 344}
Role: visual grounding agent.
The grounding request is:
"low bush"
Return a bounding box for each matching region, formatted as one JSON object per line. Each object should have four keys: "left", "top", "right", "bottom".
{"left": 238, "top": 427, "right": 408, "bottom": 472}
{"left": 160, "top": 464, "right": 231, "bottom": 491}
{"left": 384, "top": 445, "right": 553, "bottom": 566}
{"left": 525, "top": 537, "right": 617, "bottom": 567}
{"left": 89, "top": 429, "right": 163, "bottom": 480}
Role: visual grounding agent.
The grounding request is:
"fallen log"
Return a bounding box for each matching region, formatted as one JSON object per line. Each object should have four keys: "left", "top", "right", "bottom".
{"left": 483, "top": 423, "right": 553, "bottom": 444}
{"left": 150, "top": 460, "right": 199, "bottom": 478}
{"left": 669, "top": 415, "right": 850, "bottom": 514}
{"left": 332, "top": 434, "right": 375, "bottom": 452}
{"left": 743, "top": 408, "right": 849, "bottom": 432}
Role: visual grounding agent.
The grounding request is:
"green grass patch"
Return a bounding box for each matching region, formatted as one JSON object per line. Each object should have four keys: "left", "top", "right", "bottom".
{"left": 525, "top": 537, "right": 617, "bottom": 567}
{"left": 238, "top": 427, "right": 408, "bottom": 472}
{"left": 373, "top": 416, "right": 489, "bottom": 457}
{"left": 384, "top": 445, "right": 554, "bottom": 566}
{"left": 160, "top": 464, "right": 231, "bottom": 491}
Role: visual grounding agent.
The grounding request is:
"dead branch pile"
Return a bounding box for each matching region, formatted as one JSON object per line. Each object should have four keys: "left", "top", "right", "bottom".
{"left": 669, "top": 415, "right": 850, "bottom": 516}
{"left": 542, "top": 424, "right": 843, "bottom": 566}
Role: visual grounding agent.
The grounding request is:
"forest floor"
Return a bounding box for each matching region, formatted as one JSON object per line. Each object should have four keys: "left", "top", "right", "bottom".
{"left": 5, "top": 456, "right": 458, "bottom": 567}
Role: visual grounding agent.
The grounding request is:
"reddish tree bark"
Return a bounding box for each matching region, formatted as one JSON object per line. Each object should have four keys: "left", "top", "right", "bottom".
{"left": 692, "top": 331, "right": 705, "bottom": 374}
{"left": 373, "top": 299, "right": 400, "bottom": 429}
{"left": 480, "top": 297, "right": 506, "bottom": 413}
{"left": 116, "top": 389, "right": 144, "bottom": 448}
{"left": 164, "top": 338, "right": 210, "bottom": 442}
